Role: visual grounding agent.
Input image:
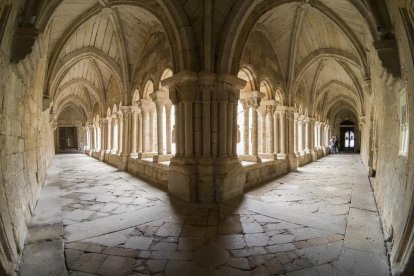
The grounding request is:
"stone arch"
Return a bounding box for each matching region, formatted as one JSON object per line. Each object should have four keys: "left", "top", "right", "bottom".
{"left": 142, "top": 80, "right": 155, "bottom": 100}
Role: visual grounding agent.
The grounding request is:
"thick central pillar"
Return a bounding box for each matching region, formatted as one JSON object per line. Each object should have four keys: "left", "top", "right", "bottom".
{"left": 162, "top": 71, "right": 246, "bottom": 203}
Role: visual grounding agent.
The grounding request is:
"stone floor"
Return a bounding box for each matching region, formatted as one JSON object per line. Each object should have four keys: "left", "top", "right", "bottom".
{"left": 18, "top": 153, "right": 390, "bottom": 276}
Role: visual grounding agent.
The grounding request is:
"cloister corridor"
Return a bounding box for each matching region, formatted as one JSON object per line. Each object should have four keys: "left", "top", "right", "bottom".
{"left": 18, "top": 153, "right": 389, "bottom": 276}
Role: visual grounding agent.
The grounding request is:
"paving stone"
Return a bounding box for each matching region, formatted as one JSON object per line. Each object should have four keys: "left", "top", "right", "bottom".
{"left": 193, "top": 244, "right": 229, "bottom": 267}
{"left": 245, "top": 233, "right": 269, "bottom": 247}
{"left": 253, "top": 265, "right": 272, "bottom": 275}
{"left": 298, "top": 240, "right": 343, "bottom": 265}
{"left": 217, "top": 267, "right": 252, "bottom": 276}
{"left": 65, "top": 249, "right": 84, "bottom": 268}
{"left": 146, "top": 259, "right": 167, "bottom": 273}
{"left": 217, "top": 234, "right": 247, "bottom": 249}
{"left": 64, "top": 209, "right": 95, "bottom": 221}
{"left": 267, "top": 243, "right": 296, "bottom": 253}
{"left": 150, "top": 241, "right": 177, "bottom": 251}
{"left": 156, "top": 222, "right": 181, "bottom": 237}
{"left": 102, "top": 247, "right": 138, "bottom": 258}
{"left": 97, "top": 255, "right": 136, "bottom": 275}
{"left": 228, "top": 257, "right": 250, "bottom": 270}
{"left": 264, "top": 258, "right": 285, "bottom": 274}
{"left": 164, "top": 260, "right": 200, "bottom": 275}
{"left": 70, "top": 253, "right": 107, "bottom": 274}
{"left": 178, "top": 237, "right": 208, "bottom": 251}
{"left": 124, "top": 236, "right": 153, "bottom": 250}
{"left": 231, "top": 247, "right": 268, "bottom": 258}
{"left": 268, "top": 234, "right": 295, "bottom": 245}
{"left": 241, "top": 222, "right": 264, "bottom": 233}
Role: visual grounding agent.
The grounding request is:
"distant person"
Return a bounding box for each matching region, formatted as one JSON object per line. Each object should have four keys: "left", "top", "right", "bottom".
{"left": 334, "top": 135, "right": 339, "bottom": 154}
{"left": 330, "top": 136, "right": 337, "bottom": 154}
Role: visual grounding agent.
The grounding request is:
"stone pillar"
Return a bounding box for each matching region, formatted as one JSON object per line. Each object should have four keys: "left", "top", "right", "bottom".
{"left": 161, "top": 71, "right": 246, "bottom": 203}
{"left": 251, "top": 104, "right": 259, "bottom": 158}
{"left": 266, "top": 107, "right": 274, "bottom": 155}
{"left": 165, "top": 104, "right": 172, "bottom": 154}
{"left": 200, "top": 81, "right": 213, "bottom": 158}
{"left": 149, "top": 109, "right": 154, "bottom": 152}
{"left": 320, "top": 122, "right": 326, "bottom": 155}
{"left": 141, "top": 109, "right": 148, "bottom": 153}
{"left": 130, "top": 109, "right": 138, "bottom": 158}
{"left": 260, "top": 110, "right": 266, "bottom": 153}
{"left": 138, "top": 112, "right": 143, "bottom": 153}
{"left": 88, "top": 125, "right": 94, "bottom": 156}
{"left": 241, "top": 100, "right": 249, "bottom": 155}
{"left": 293, "top": 112, "right": 299, "bottom": 156}
{"left": 278, "top": 107, "right": 286, "bottom": 158}
{"left": 99, "top": 119, "right": 107, "bottom": 161}
{"left": 309, "top": 118, "right": 317, "bottom": 161}
{"left": 298, "top": 119, "right": 303, "bottom": 155}
{"left": 119, "top": 107, "right": 131, "bottom": 171}
{"left": 118, "top": 114, "right": 123, "bottom": 155}
{"left": 304, "top": 118, "right": 310, "bottom": 154}
{"left": 111, "top": 118, "right": 117, "bottom": 153}
{"left": 287, "top": 108, "right": 298, "bottom": 171}
{"left": 273, "top": 110, "right": 279, "bottom": 156}
{"left": 156, "top": 103, "right": 164, "bottom": 155}
{"left": 106, "top": 118, "right": 112, "bottom": 153}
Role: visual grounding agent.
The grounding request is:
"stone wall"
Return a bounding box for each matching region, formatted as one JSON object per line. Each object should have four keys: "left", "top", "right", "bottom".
{"left": 371, "top": 1, "right": 414, "bottom": 274}
{"left": 244, "top": 160, "right": 289, "bottom": 190}
{"left": 0, "top": 28, "right": 54, "bottom": 276}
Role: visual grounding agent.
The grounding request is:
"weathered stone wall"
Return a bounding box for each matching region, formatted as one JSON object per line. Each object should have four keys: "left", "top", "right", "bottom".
{"left": 0, "top": 35, "right": 54, "bottom": 276}
{"left": 0, "top": 2, "right": 55, "bottom": 273}
{"left": 371, "top": 1, "right": 414, "bottom": 274}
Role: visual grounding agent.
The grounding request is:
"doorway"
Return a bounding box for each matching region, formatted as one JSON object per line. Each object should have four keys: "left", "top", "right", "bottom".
{"left": 59, "top": 127, "right": 77, "bottom": 150}
{"left": 340, "top": 127, "right": 355, "bottom": 152}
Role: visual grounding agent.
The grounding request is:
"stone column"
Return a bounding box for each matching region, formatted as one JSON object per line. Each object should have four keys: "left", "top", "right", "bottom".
{"left": 293, "top": 112, "right": 299, "bottom": 156}
{"left": 130, "top": 109, "right": 138, "bottom": 158}
{"left": 156, "top": 103, "right": 164, "bottom": 155}
{"left": 119, "top": 106, "right": 132, "bottom": 171}
{"left": 142, "top": 109, "right": 148, "bottom": 153}
{"left": 241, "top": 100, "right": 250, "bottom": 155}
{"left": 252, "top": 104, "right": 259, "bottom": 157}
{"left": 88, "top": 125, "right": 94, "bottom": 156}
{"left": 99, "top": 119, "right": 107, "bottom": 161}
{"left": 149, "top": 109, "right": 154, "bottom": 152}
{"left": 161, "top": 71, "right": 246, "bottom": 203}
{"left": 278, "top": 108, "right": 286, "bottom": 158}
{"left": 304, "top": 118, "right": 310, "bottom": 154}
{"left": 273, "top": 110, "right": 279, "bottom": 156}
{"left": 138, "top": 111, "right": 143, "bottom": 153}
{"left": 165, "top": 104, "right": 172, "bottom": 154}
{"left": 260, "top": 110, "right": 266, "bottom": 153}
{"left": 298, "top": 119, "right": 303, "bottom": 155}
{"left": 309, "top": 118, "right": 317, "bottom": 161}
{"left": 266, "top": 106, "right": 274, "bottom": 154}
{"left": 287, "top": 108, "right": 298, "bottom": 171}
{"left": 118, "top": 114, "right": 123, "bottom": 155}
{"left": 200, "top": 81, "right": 213, "bottom": 158}
{"left": 106, "top": 118, "right": 112, "bottom": 153}
{"left": 108, "top": 117, "right": 119, "bottom": 154}
{"left": 315, "top": 122, "right": 320, "bottom": 149}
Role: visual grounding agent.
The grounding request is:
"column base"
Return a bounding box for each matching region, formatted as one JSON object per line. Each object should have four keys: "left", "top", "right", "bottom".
{"left": 138, "top": 152, "right": 156, "bottom": 159}
{"left": 238, "top": 155, "right": 262, "bottom": 162}
{"left": 168, "top": 156, "right": 246, "bottom": 203}
{"left": 129, "top": 153, "right": 138, "bottom": 159}
{"left": 310, "top": 150, "right": 317, "bottom": 161}
{"left": 259, "top": 153, "right": 278, "bottom": 160}
{"left": 214, "top": 156, "right": 246, "bottom": 202}
{"left": 168, "top": 157, "right": 197, "bottom": 202}
{"left": 277, "top": 153, "right": 287, "bottom": 160}
{"left": 118, "top": 156, "right": 129, "bottom": 171}
{"left": 99, "top": 150, "right": 105, "bottom": 161}
{"left": 288, "top": 154, "right": 298, "bottom": 171}
{"left": 153, "top": 154, "right": 174, "bottom": 163}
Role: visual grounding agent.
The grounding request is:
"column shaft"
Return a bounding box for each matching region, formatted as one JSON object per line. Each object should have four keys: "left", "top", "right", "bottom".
{"left": 252, "top": 106, "right": 259, "bottom": 155}
{"left": 166, "top": 105, "right": 172, "bottom": 154}
{"left": 156, "top": 104, "right": 164, "bottom": 155}
{"left": 243, "top": 106, "right": 249, "bottom": 155}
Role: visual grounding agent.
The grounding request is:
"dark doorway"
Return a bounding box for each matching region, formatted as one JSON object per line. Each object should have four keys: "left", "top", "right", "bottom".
{"left": 340, "top": 127, "right": 355, "bottom": 152}
{"left": 59, "top": 127, "right": 77, "bottom": 149}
